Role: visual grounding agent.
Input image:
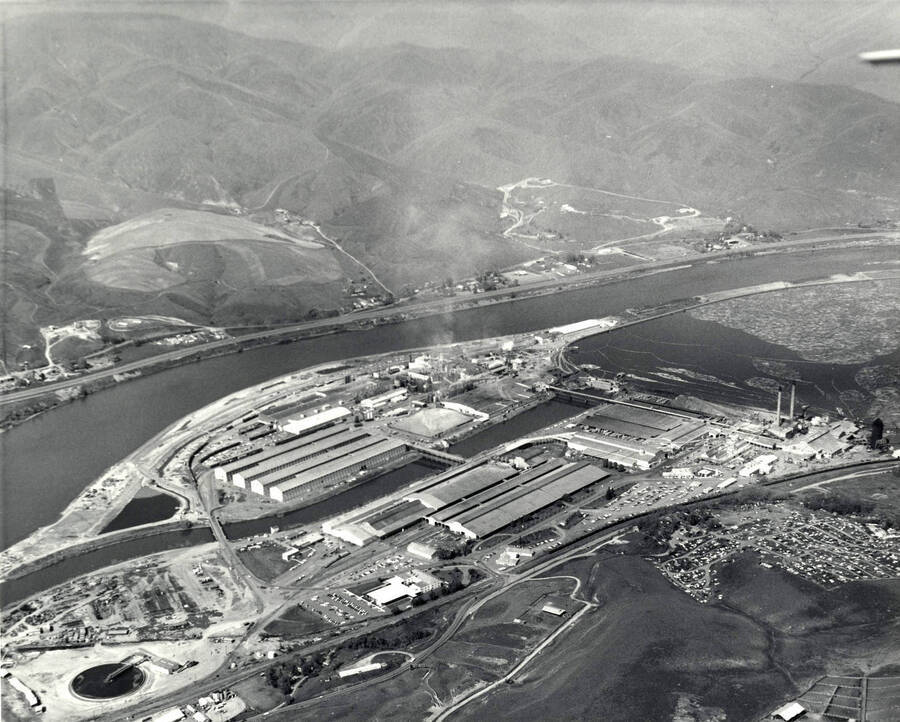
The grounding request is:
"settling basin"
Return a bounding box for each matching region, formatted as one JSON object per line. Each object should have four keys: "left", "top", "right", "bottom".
{"left": 100, "top": 489, "right": 181, "bottom": 534}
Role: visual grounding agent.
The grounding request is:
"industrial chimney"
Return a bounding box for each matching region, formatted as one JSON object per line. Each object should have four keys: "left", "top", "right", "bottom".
{"left": 775, "top": 387, "right": 782, "bottom": 426}
{"left": 789, "top": 383, "right": 796, "bottom": 422}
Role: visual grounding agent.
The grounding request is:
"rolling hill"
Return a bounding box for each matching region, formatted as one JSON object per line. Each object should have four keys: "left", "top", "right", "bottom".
{"left": 3, "top": 10, "right": 899, "bottom": 369}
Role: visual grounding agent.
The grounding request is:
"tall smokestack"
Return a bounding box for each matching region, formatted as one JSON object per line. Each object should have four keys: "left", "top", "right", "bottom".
{"left": 776, "top": 387, "right": 782, "bottom": 426}
{"left": 789, "top": 383, "right": 796, "bottom": 422}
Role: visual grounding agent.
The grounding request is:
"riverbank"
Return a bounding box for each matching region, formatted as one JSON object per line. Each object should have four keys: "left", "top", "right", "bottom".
{"left": 0, "top": 333, "right": 528, "bottom": 579}
{"left": 3, "top": 262, "right": 897, "bottom": 581}
{"left": 2, "top": 243, "right": 897, "bottom": 559}
{"left": 0, "top": 460, "right": 202, "bottom": 581}
{"left": 3, "top": 233, "right": 895, "bottom": 432}
{"left": 1, "top": 518, "right": 210, "bottom": 584}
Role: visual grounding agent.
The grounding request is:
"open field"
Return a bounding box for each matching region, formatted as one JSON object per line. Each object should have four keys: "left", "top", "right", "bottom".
{"left": 796, "top": 471, "right": 900, "bottom": 527}
{"left": 450, "top": 545, "right": 900, "bottom": 722}
{"left": 236, "top": 542, "right": 295, "bottom": 582}
{"left": 264, "top": 604, "right": 330, "bottom": 639}
{"left": 501, "top": 180, "right": 720, "bottom": 253}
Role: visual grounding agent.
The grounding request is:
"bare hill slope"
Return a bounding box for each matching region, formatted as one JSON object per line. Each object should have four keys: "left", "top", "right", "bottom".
{"left": 3, "top": 10, "right": 899, "bottom": 369}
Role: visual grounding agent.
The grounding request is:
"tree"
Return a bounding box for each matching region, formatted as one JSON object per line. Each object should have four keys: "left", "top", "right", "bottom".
{"left": 266, "top": 662, "right": 295, "bottom": 693}
{"left": 605, "top": 486, "right": 615, "bottom": 501}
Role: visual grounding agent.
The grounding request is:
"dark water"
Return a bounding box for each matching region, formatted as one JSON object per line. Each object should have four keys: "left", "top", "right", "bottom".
{"left": 570, "top": 312, "right": 900, "bottom": 418}
{"left": 70, "top": 663, "right": 146, "bottom": 699}
{"left": 450, "top": 400, "right": 584, "bottom": 457}
{"left": 222, "top": 459, "right": 442, "bottom": 539}
{"left": 0, "top": 462, "right": 442, "bottom": 606}
{"left": 0, "top": 527, "right": 214, "bottom": 607}
{"left": 100, "top": 492, "right": 180, "bottom": 534}
{"left": 1, "top": 246, "right": 894, "bottom": 549}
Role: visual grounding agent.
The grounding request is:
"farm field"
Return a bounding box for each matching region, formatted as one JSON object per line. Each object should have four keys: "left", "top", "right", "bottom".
{"left": 82, "top": 209, "right": 341, "bottom": 293}
{"left": 84, "top": 208, "right": 322, "bottom": 259}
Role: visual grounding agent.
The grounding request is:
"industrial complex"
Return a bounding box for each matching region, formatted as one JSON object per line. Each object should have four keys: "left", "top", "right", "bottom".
{"left": 565, "top": 401, "right": 708, "bottom": 470}
{"left": 2, "top": 317, "right": 892, "bottom": 722}
{"left": 212, "top": 410, "right": 409, "bottom": 502}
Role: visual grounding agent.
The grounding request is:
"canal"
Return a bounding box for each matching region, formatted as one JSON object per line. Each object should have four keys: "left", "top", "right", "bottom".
{"left": 0, "top": 528, "right": 215, "bottom": 607}
{"left": 0, "top": 459, "right": 444, "bottom": 606}
{"left": 450, "top": 399, "right": 584, "bottom": 457}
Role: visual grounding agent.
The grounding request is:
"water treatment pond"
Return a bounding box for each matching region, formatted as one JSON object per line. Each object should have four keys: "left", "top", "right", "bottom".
{"left": 70, "top": 663, "right": 146, "bottom": 700}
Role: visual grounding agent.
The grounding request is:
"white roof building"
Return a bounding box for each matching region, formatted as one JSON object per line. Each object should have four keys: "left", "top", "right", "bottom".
{"left": 547, "top": 318, "right": 616, "bottom": 336}
{"left": 772, "top": 701, "right": 806, "bottom": 721}
{"left": 739, "top": 454, "right": 778, "bottom": 477}
{"left": 338, "top": 662, "right": 385, "bottom": 678}
{"left": 361, "top": 388, "right": 407, "bottom": 409}
{"left": 663, "top": 467, "right": 694, "bottom": 479}
{"left": 366, "top": 576, "right": 422, "bottom": 606}
{"left": 281, "top": 407, "right": 351, "bottom": 436}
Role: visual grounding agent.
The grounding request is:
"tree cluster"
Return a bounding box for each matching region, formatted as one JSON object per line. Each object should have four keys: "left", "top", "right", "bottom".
{"left": 801, "top": 493, "right": 875, "bottom": 517}
{"left": 266, "top": 662, "right": 296, "bottom": 693}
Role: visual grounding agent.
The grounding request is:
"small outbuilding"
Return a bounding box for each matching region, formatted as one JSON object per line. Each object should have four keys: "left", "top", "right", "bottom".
{"left": 772, "top": 701, "right": 806, "bottom": 721}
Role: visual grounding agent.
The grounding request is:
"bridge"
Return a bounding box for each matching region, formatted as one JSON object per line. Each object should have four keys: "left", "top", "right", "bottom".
{"left": 550, "top": 387, "right": 703, "bottom": 420}
{"left": 104, "top": 655, "right": 147, "bottom": 683}
{"left": 407, "top": 445, "right": 466, "bottom": 466}
{"left": 549, "top": 387, "right": 609, "bottom": 407}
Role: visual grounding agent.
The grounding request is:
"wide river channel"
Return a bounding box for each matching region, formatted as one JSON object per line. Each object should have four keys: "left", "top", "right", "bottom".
{"left": 0, "top": 246, "right": 895, "bottom": 600}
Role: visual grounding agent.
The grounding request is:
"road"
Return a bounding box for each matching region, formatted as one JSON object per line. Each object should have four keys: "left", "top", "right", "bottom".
{"left": 3, "top": 231, "right": 894, "bottom": 406}
{"left": 257, "top": 461, "right": 898, "bottom": 721}
{"left": 86, "top": 458, "right": 896, "bottom": 722}
{"left": 199, "top": 473, "right": 266, "bottom": 616}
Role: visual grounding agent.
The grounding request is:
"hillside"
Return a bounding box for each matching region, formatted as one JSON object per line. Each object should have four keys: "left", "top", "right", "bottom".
{"left": 3, "top": 10, "right": 900, "bottom": 368}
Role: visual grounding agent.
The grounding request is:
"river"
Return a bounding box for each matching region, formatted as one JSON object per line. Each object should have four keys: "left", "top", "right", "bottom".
{"left": 1, "top": 245, "right": 895, "bottom": 550}
{"left": 570, "top": 311, "right": 900, "bottom": 418}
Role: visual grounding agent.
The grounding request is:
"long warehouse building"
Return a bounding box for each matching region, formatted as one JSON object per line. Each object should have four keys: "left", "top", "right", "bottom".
{"left": 258, "top": 435, "right": 392, "bottom": 495}
{"left": 268, "top": 438, "right": 407, "bottom": 502}
{"left": 212, "top": 423, "right": 357, "bottom": 484}
{"left": 235, "top": 428, "right": 371, "bottom": 492}
{"left": 407, "top": 458, "right": 609, "bottom": 539}
{"left": 212, "top": 420, "right": 408, "bottom": 503}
